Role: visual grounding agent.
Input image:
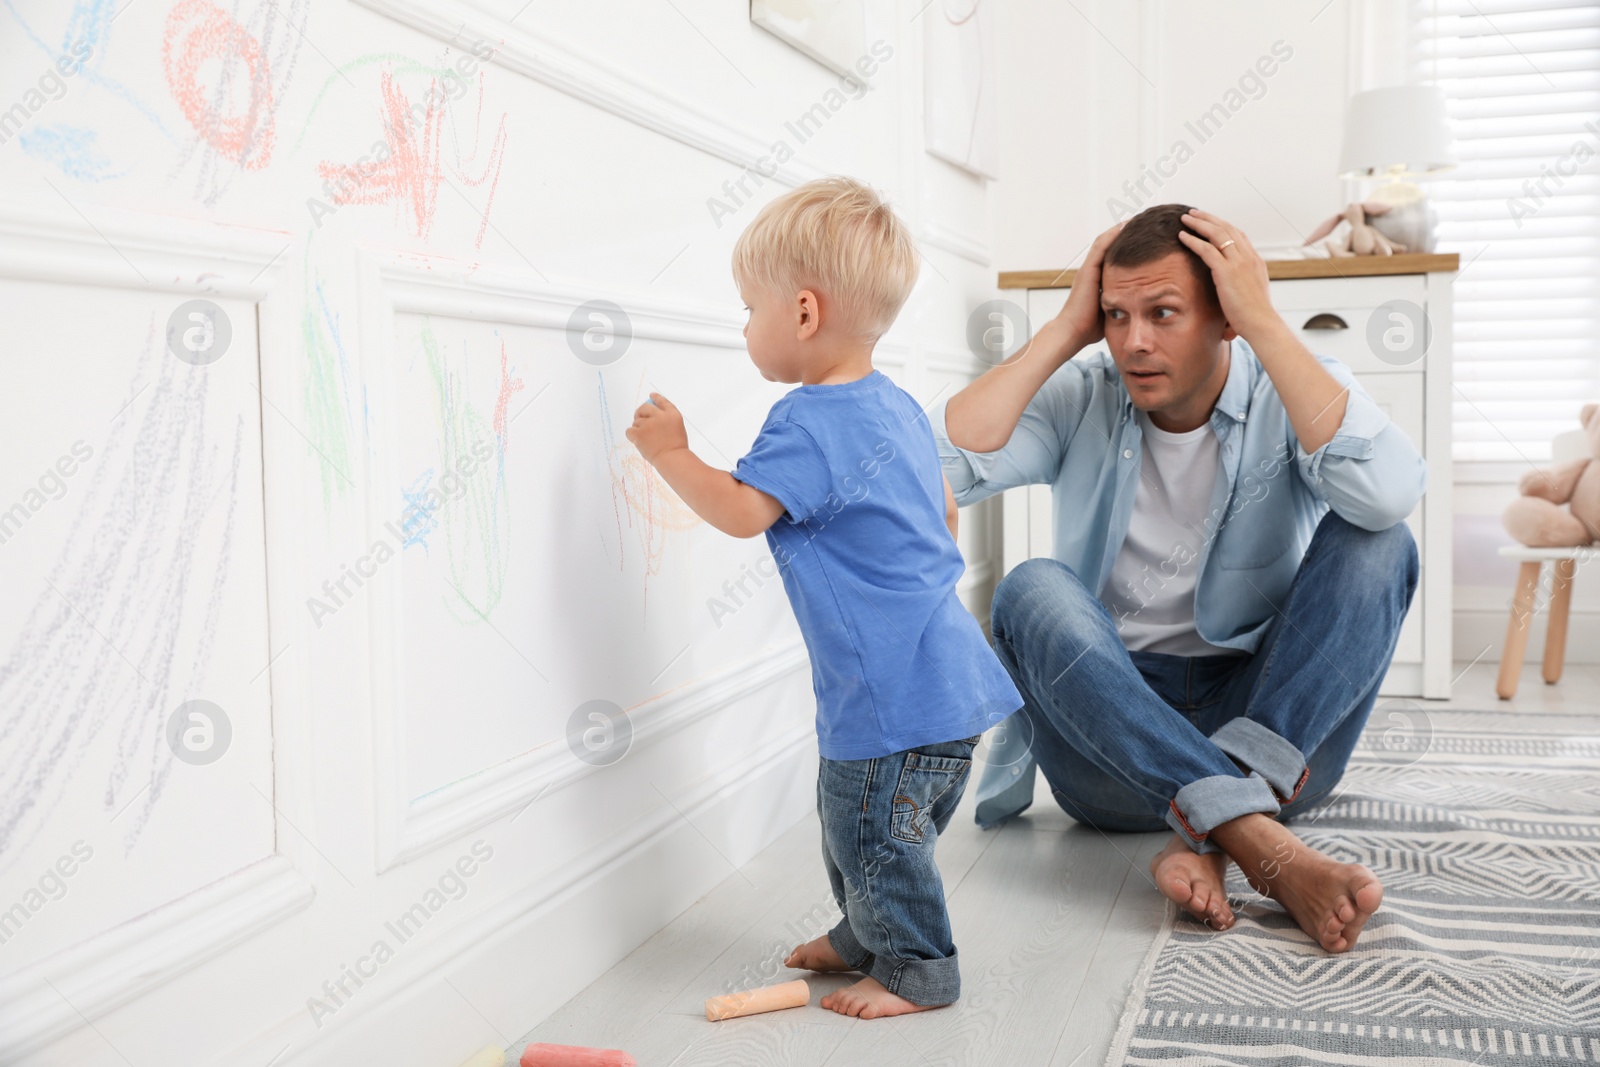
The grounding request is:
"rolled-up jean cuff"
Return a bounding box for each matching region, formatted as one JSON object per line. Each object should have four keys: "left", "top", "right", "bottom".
{"left": 867, "top": 947, "right": 962, "bottom": 1006}
{"left": 827, "top": 920, "right": 873, "bottom": 971}
{"left": 1210, "top": 717, "right": 1310, "bottom": 803}
{"left": 1165, "top": 772, "right": 1281, "bottom": 855}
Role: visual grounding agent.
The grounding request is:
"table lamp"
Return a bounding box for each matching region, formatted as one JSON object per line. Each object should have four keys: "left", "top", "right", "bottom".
{"left": 1338, "top": 86, "right": 1457, "bottom": 253}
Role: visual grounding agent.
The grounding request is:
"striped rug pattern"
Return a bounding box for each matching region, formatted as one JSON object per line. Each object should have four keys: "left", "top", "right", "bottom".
{"left": 1105, "top": 709, "right": 1600, "bottom": 1067}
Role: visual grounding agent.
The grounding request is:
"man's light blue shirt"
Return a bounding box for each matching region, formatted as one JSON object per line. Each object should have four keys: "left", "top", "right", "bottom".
{"left": 930, "top": 338, "right": 1427, "bottom": 824}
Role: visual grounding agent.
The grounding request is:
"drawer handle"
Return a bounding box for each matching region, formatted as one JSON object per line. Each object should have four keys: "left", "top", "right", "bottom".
{"left": 1302, "top": 312, "right": 1348, "bottom": 330}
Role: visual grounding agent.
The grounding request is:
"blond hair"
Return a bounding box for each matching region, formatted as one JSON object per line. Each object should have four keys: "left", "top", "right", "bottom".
{"left": 731, "top": 176, "right": 919, "bottom": 340}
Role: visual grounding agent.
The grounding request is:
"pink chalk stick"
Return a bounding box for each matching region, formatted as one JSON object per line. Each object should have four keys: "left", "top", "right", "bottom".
{"left": 519, "top": 1043, "right": 636, "bottom": 1067}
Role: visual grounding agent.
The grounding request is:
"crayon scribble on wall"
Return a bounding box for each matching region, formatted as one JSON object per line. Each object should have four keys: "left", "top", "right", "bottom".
{"left": 313, "top": 65, "right": 507, "bottom": 247}
{"left": 596, "top": 372, "right": 701, "bottom": 611}
{"left": 0, "top": 322, "right": 242, "bottom": 867}
{"left": 18, "top": 125, "right": 126, "bottom": 182}
{"left": 410, "top": 320, "right": 517, "bottom": 622}
{"left": 301, "top": 255, "right": 359, "bottom": 511}
{"left": 4, "top": 0, "right": 175, "bottom": 170}
{"left": 163, "top": 0, "right": 308, "bottom": 203}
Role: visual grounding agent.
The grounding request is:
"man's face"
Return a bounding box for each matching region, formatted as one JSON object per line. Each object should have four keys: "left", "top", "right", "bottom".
{"left": 1100, "top": 251, "right": 1235, "bottom": 423}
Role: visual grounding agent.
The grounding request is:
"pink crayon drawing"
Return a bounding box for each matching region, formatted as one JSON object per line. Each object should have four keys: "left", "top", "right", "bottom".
{"left": 317, "top": 69, "right": 507, "bottom": 247}
{"left": 163, "top": 0, "right": 307, "bottom": 202}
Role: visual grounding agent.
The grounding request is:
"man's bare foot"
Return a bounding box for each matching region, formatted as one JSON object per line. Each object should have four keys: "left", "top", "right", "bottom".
{"left": 1210, "top": 813, "right": 1382, "bottom": 953}
{"left": 819, "top": 977, "right": 947, "bottom": 1019}
{"left": 784, "top": 934, "right": 855, "bottom": 973}
{"left": 1150, "top": 834, "right": 1235, "bottom": 930}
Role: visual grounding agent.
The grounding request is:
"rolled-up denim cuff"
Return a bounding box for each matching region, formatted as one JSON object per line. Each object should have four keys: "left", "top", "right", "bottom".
{"left": 827, "top": 920, "right": 873, "bottom": 971}
{"left": 866, "top": 946, "right": 961, "bottom": 1006}
{"left": 1210, "top": 717, "right": 1311, "bottom": 804}
{"left": 1165, "top": 771, "right": 1281, "bottom": 855}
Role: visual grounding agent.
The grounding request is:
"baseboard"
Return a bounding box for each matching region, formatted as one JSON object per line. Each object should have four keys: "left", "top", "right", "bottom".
{"left": 1454, "top": 608, "right": 1600, "bottom": 666}
{"left": 215, "top": 723, "right": 817, "bottom": 1067}
{"left": 1, "top": 856, "right": 314, "bottom": 1062}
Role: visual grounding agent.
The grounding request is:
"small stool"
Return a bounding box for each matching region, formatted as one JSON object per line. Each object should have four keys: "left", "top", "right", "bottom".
{"left": 1496, "top": 545, "right": 1592, "bottom": 699}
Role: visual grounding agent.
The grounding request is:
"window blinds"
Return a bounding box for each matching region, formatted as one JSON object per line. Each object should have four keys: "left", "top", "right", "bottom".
{"left": 1408, "top": 0, "right": 1600, "bottom": 473}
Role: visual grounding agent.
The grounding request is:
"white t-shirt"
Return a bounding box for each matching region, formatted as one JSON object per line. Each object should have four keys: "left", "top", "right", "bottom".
{"left": 1101, "top": 412, "right": 1237, "bottom": 657}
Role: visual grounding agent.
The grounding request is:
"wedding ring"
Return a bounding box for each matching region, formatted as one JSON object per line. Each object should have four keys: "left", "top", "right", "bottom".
{"left": 1218, "top": 239, "right": 1236, "bottom": 250}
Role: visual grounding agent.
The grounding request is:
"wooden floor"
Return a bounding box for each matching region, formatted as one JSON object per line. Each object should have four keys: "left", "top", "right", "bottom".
{"left": 516, "top": 662, "right": 1600, "bottom": 1067}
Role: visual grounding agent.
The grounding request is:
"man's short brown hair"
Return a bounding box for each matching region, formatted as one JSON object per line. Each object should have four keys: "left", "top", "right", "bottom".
{"left": 1103, "top": 204, "right": 1218, "bottom": 309}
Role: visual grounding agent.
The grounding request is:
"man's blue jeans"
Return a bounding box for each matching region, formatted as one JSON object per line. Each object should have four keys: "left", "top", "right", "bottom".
{"left": 818, "top": 735, "right": 979, "bottom": 1005}
{"left": 981, "top": 512, "right": 1419, "bottom": 854}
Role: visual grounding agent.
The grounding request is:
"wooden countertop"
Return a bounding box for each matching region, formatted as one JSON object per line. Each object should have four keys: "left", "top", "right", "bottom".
{"left": 998, "top": 252, "right": 1460, "bottom": 290}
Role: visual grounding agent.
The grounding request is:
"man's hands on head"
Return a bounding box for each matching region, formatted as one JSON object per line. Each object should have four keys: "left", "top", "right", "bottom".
{"left": 1047, "top": 220, "right": 1126, "bottom": 351}
{"left": 1178, "top": 209, "right": 1350, "bottom": 453}
{"left": 944, "top": 222, "right": 1126, "bottom": 455}
{"left": 1175, "top": 209, "right": 1276, "bottom": 340}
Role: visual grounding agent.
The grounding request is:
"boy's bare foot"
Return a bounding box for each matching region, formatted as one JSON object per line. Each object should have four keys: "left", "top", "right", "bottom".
{"left": 1150, "top": 834, "right": 1235, "bottom": 930}
{"left": 785, "top": 934, "right": 855, "bottom": 973}
{"left": 819, "top": 977, "right": 947, "bottom": 1019}
{"left": 1210, "top": 813, "right": 1383, "bottom": 953}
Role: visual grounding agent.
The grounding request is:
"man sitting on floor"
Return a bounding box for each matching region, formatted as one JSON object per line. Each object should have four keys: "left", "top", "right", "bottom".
{"left": 933, "top": 204, "right": 1422, "bottom": 952}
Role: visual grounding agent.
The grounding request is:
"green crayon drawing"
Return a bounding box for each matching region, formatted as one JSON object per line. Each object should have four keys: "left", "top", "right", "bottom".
{"left": 301, "top": 248, "right": 357, "bottom": 511}
{"left": 415, "top": 319, "right": 515, "bottom": 622}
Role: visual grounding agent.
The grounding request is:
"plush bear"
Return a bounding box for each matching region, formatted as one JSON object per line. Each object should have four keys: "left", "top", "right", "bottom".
{"left": 1502, "top": 403, "right": 1600, "bottom": 548}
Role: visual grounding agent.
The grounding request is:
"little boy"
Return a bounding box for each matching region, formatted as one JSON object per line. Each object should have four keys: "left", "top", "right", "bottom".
{"left": 625, "top": 176, "right": 1021, "bottom": 1019}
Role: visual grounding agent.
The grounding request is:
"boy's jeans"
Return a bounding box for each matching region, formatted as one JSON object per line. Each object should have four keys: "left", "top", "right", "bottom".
{"left": 818, "top": 734, "right": 981, "bottom": 1006}
{"left": 979, "top": 512, "right": 1419, "bottom": 853}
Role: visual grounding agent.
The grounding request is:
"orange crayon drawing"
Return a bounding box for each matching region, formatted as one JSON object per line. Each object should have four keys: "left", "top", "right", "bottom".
{"left": 597, "top": 372, "right": 699, "bottom": 609}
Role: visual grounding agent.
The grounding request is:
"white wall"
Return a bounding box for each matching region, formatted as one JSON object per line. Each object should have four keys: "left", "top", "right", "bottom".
{"left": 993, "top": 0, "right": 1598, "bottom": 667}
{"left": 0, "top": 1, "right": 1001, "bottom": 1064}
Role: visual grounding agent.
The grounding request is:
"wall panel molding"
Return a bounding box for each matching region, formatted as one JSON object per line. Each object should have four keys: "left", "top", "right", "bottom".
{"left": 252, "top": 722, "right": 815, "bottom": 1064}
{"left": 0, "top": 202, "right": 288, "bottom": 297}
{"left": 353, "top": 0, "right": 824, "bottom": 187}
{"left": 0, "top": 205, "right": 305, "bottom": 1061}
{"left": 358, "top": 249, "right": 810, "bottom": 871}
{"left": 921, "top": 220, "right": 992, "bottom": 266}
{"left": 0, "top": 857, "right": 313, "bottom": 1061}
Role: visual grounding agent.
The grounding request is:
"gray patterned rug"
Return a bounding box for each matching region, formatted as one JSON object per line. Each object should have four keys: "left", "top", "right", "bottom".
{"left": 1104, "top": 708, "right": 1600, "bottom": 1067}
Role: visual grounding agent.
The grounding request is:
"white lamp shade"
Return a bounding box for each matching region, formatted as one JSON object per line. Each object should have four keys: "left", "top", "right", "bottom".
{"left": 1338, "top": 86, "right": 1457, "bottom": 179}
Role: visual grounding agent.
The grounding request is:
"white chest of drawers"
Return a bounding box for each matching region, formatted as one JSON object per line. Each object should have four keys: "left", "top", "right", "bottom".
{"left": 996, "top": 254, "right": 1457, "bottom": 698}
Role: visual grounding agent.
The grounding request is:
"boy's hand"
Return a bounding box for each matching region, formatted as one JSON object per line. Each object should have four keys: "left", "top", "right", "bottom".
{"left": 625, "top": 392, "right": 688, "bottom": 464}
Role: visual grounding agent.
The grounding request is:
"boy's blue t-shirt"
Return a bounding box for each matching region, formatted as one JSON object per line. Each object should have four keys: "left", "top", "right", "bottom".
{"left": 731, "top": 370, "right": 1022, "bottom": 761}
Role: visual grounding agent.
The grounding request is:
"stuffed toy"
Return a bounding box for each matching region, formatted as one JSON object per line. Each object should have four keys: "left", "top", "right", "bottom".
{"left": 1303, "top": 201, "right": 1407, "bottom": 257}
{"left": 1502, "top": 403, "right": 1600, "bottom": 548}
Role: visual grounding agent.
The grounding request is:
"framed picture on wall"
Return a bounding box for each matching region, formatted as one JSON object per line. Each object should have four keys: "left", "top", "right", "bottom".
{"left": 750, "top": 0, "right": 868, "bottom": 78}
{"left": 924, "top": 0, "right": 998, "bottom": 179}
